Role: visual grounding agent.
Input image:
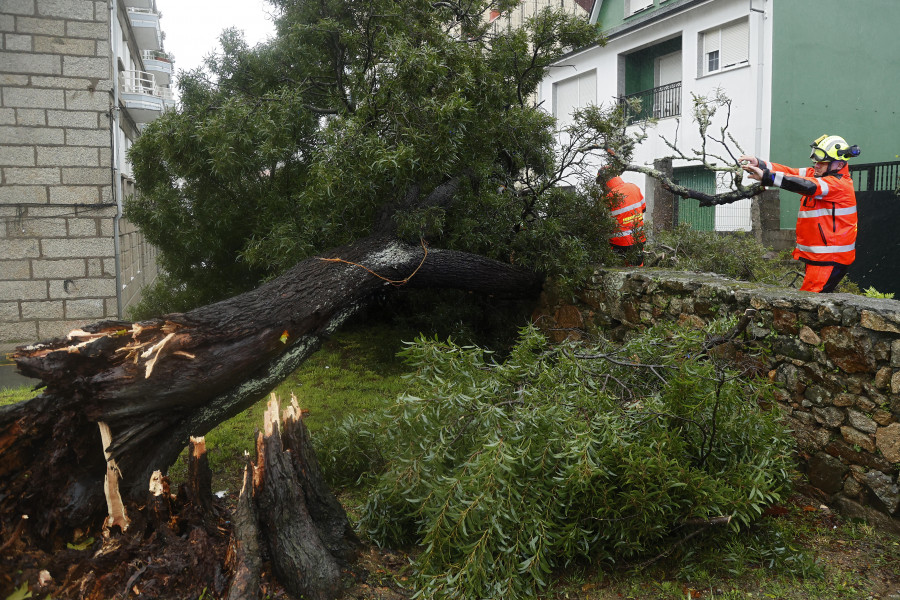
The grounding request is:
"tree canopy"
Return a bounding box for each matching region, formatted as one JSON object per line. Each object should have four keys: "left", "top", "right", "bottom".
{"left": 127, "top": 0, "right": 613, "bottom": 315}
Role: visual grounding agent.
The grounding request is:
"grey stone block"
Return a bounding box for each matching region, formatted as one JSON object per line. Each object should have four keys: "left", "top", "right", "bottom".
{"left": 20, "top": 216, "right": 65, "bottom": 236}
{"left": 31, "top": 258, "right": 86, "bottom": 279}
{"left": 0, "top": 107, "right": 16, "bottom": 124}
{"left": 67, "top": 216, "right": 98, "bottom": 236}
{"left": 37, "top": 0, "right": 94, "bottom": 20}
{"left": 0, "top": 14, "right": 15, "bottom": 32}
{"left": 50, "top": 276, "right": 114, "bottom": 299}
{"left": 21, "top": 300, "right": 64, "bottom": 319}
{"left": 37, "top": 146, "right": 99, "bottom": 167}
{"left": 64, "top": 89, "right": 108, "bottom": 111}
{"left": 0, "top": 125, "right": 64, "bottom": 145}
{"left": 0, "top": 50, "right": 61, "bottom": 74}
{"left": 14, "top": 16, "right": 65, "bottom": 36}
{"left": 42, "top": 236, "right": 112, "bottom": 258}
{"left": 48, "top": 109, "right": 99, "bottom": 128}
{"left": 3, "top": 86, "right": 65, "bottom": 109}
{"left": 0, "top": 239, "right": 40, "bottom": 261}
{"left": 65, "top": 20, "right": 108, "bottom": 39}
{"left": 5, "top": 33, "right": 33, "bottom": 51}
{"left": 15, "top": 108, "right": 47, "bottom": 126}
{"left": 0, "top": 145, "right": 36, "bottom": 166}
{"left": 31, "top": 75, "right": 98, "bottom": 90}
{"left": 34, "top": 34, "right": 95, "bottom": 55}
{"left": 0, "top": 259, "right": 31, "bottom": 279}
{"left": 0, "top": 279, "right": 46, "bottom": 301}
{"left": 65, "top": 298, "right": 104, "bottom": 319}
{"left": 0, "top": 302, "right": 20, "bottom": 321}
{"left": 62, "top": 167, "right": 109, "bottom": 185}
{"left": 0, "top": 320, "right": 38, "bottom": 343}
{"left": 4, "top": 167, "right": 60, "bottom": 184}
{"left": 3, "top": 0, "right": 36, "bottom": 16}
{"left": 0, "top": 185, "right": 47, "bottom": 204}
{"left": 62, "top": 56, "right": 109, "bottom": 78}
{"left": 48, "top": 185, "right": 100, "bottom": 204}
{"left": 65, "top": 128, "right": 109, "bottom": 147}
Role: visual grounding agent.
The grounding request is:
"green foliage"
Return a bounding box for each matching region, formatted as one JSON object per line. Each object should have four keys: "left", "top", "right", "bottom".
{"left": 862, "top": 286, "right": 894, "bottom": 299}
{"left": 0, "top": 385, "right": 34, "bottom": 406}
{"left": 127, "top": 0, "right": 606, "bottom": 315}
{"left": 340, "top": 320, "right": 794, "bottom": 599}
{"left": 654, "top": 225, "right": 794, "bottom": 285}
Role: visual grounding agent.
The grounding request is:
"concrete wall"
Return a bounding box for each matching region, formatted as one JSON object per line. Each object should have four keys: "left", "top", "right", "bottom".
{"left": 535, "top": 268, "right": 900, "bottom": 528}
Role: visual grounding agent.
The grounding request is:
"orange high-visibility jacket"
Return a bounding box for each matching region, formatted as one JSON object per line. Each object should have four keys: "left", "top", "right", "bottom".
{"left": 606, "top": 176, "right": 646, "bottom": 247}
{"left": 759, "top": 160, "right": 857, "bottom": 265}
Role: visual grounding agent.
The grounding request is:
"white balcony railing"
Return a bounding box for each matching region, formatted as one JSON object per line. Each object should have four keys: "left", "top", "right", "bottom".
{"left": 126, "top": 7, "right": 161, "bottom": 50}
{"left": 120, "top": 70, "right": 174, "bottom": 122}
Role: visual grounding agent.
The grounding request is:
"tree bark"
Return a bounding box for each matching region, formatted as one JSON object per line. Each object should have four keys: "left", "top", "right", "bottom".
{"left": 0, "top": 234, "right": 543, "bottom": 541}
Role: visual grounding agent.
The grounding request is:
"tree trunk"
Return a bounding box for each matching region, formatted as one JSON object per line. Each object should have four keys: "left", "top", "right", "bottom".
{"left": 0, "top": 234, "right": 543, "bottom": 541}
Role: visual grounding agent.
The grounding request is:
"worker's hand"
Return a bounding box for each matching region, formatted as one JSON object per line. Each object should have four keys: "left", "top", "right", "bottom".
{"left": 738, "top": 155, "right": 758, "bottom": 167}
{"left": 742, "top": 164, "right": 763, "bottom": 181}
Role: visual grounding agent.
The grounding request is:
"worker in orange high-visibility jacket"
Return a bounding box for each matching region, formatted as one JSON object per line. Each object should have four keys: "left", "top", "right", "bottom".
{"left": 601, "top": 171, "right": 646, "bottom": 266}
{"left": 741, "top": 134, "right": 860, "bottom": 293}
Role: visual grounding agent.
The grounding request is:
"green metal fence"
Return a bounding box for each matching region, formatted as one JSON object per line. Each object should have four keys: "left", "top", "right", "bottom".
{"left": 673, "top": 166, "right": 716, "bottom": 231}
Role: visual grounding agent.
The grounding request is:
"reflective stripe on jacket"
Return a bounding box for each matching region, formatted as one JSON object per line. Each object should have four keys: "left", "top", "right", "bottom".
{"left": 759, "top": 161, "right": 857, "bottom": 265}
{"left": 606, "top": 176, "right": 646, "bottom": 247}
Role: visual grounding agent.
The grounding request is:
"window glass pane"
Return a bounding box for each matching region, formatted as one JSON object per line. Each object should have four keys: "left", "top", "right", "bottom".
{"left": 707, "top": 50, "right": 719, "bottom": 74}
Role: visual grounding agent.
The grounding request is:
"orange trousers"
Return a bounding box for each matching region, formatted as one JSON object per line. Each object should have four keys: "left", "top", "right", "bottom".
{"left": 800, "top": 262, "right": 849, "bottom": 293}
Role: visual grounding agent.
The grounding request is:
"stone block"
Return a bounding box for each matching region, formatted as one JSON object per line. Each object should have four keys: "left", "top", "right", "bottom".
{"left": 0, "top": 14, "right": 15, "bottom": 32}
{"left": 863, "top": 471, "right": 899, "bottom": 514}
{"left": 42, "top": 236, "right": 112, "bottom": 258}
{"left": 0, "top": 185, "right": 47, "bottom": 204}
{"left": 0, "top": 279, "right": 46, "bottom": 301}
{"left": 62, "top": 56, "right": 109, "bottom": 78}
{"left": 798, "top": 325, "right": 821, "bottom": 345}
{"left": 892, "top": 340, "right": 900, "bottom": 368}
{"left": 21, "top": 300, "right": 64, "bottom": 319}
{"left": 873, "top": 409, "right": 893, "bottom": 427}
{"left": 3, "top": 0, "right": 36, "bottom": 15}
{"left": 821, "top": 325, "right": 876, "bottom": 373}
{"left": 37, "top": 318, "right": 88, "bottom": 340}
{"left": 808, "top": 452, "right": 848, "bottom": 494}
{"left": 48, "top": 185, "right": 99, "bottom": 204}
{"left": 64, "top": 89, "right": 107, "bottom": 111}
{"left": 860, "top": 310, "right": 900, "bottom": 334}
{"left": 65, "top": 128, "right": 108, "bottom": 147}
{"left": 30, "top": 75, "right": 96, "bottom": 90}
{"left": 37, "top": 0, "right": 94, "bottom": 20}
{"left": 19, "top": 216, "right": 65, "bottom": 236}
{"left": 66, "top": 217, "right": 98, "bottom": 236}
{"left": 37, "top": 146, "right": 99, "bottom": 167}
{"left": 66, "top": 21, "right": 108, "bottom": 39}
{"left": 0, "top": 107, "right": 15, "bottom": 124}
{"left": 31, "top": 258, "right": 85, "bottom": 279}
{"left": 0, "top": 125, "right": 64, "bottom": 145}
{"left": 50, "top": 277, "right": 115, "bottom": 299}
{"left": 840, "top": 425, "right": 875, "bottom": 453}
{"left": 4, "top": 167, "right": 59, "bottom": 184}
{"left": 875, "top": 366, "right": 892, "bottom": 391}
{"left": 15, "top": 108, "right": 47, "bottom": 126}
{"left": 0, "top": 320, "right": 38, "bottom": 344}
{"left": 0, "top": 145, "right": 36, "bottom": 166}
{"left": 5, "top": 33, "right": 33, "bottom": 51}
{"left": 0, "top": 259, "right": 30, "bottom": 279}
{"left": 61, "top": 167, "right": 109, "bottom": 185}
{"left": 813, "top": 406, "right": 844, "bottom": 428}
{"left": 0, "top": 50, "right": 61, "bottom": 74}
{"left": 15, "top": 17, "right": 65, "bottom": 36}
{"left": 892, "top": 371, "right": 900, "bottom": 395}
{"left": 847, "top": 409, "right": 877, "bottom": 435}
{"left": 876, "top": 423, "right": 900, "bottom": 463}
{"left": 33, "top": 35, "right": 95, "bottom": 55}
{"left": 832, "top": 393, "right": 856, "bottom": 407}
{"left": 47, "top": 110, "right": 99, "bottom": 128}
{"left": 772, "top": 308, "right": 799, "bottom": 335}
{"left": 65, "top": 298, "right": 104, "bottom": 319}
{"left": 0, "top": 302, "right": 20, "bottom": 321}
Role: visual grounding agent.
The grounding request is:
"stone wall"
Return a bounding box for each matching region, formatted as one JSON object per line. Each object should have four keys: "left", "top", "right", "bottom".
{"left": 535, "top": 268, "right": 900, "bottom": 529}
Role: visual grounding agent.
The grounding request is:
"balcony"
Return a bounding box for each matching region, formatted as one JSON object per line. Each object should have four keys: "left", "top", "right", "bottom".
{"left": 127, "top": 7, "right": 161, "bottom": 51}
{"left": 122, "top": 0, "right": 154, "bottom": 8}
{"left": 141, "top": 49, "right": 173, "bottom": 86}
{"left": 618, "top": 81, "right": 682, "bottom": 124}
{"left": 120, "top": 70, "right": 174, "bottom": 123}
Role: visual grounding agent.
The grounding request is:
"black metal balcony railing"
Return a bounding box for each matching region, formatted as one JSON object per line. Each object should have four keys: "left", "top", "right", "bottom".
{"left": 618, "top": 81, "right": 682, "bottom": 124}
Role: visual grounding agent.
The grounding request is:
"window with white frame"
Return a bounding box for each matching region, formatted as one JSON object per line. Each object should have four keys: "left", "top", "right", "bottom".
{"left": 699, "top": 19, "right": 749, "bottom": 76}
{"left": 552, "top": 70, "right": 597, "bottom": 128}
{"left": 625, "top": 0, "right": 653, "bottom": 17}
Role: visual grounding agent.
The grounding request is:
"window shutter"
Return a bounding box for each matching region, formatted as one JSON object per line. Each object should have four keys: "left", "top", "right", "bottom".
{"left": 626, "top": 0, "right": 653, "bottom": 16}
{"left": 720, "top": 20, "right": 749, "bottom": 68}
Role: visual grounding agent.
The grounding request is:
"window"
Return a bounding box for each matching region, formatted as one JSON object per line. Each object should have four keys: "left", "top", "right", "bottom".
{"left": 626, "top": 0, "right": 653, "bottom": 17}
{"left": 552, "top": 70, "right": 597, "bottom": 128}
{"left": 699, "top": 19, "right": 749, "bottom": 76}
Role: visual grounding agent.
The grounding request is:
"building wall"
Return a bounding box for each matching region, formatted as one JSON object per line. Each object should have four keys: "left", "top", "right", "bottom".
{"left": 768, "top": 0, "right": 900, "bottom": 228}
{"left": 0, "top": 0, "right": 162, "bottom": 354}
{"left": 539, "top": 0, "right": 773, "bottom": 231}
